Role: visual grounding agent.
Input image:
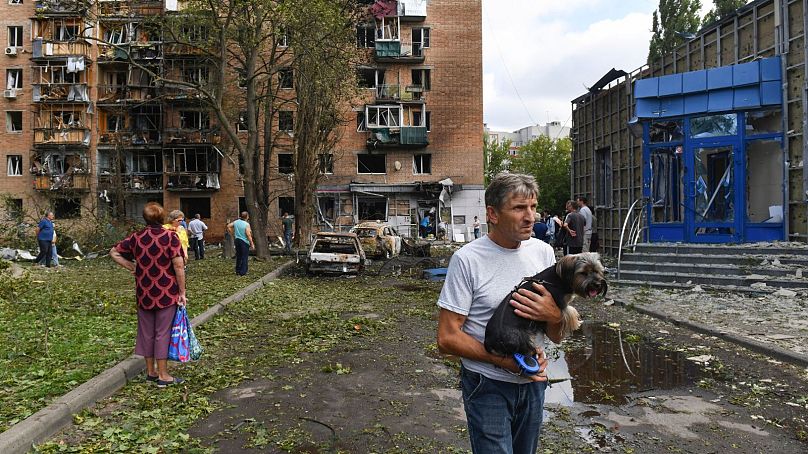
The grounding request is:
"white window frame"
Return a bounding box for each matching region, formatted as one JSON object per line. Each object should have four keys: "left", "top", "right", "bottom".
{"left": 8, "top": 0, "right": 23, "bottom": 6}
{"left": 366, "top": 105, "right": 400, "bottom": 128}
{"left": 412, "top": 153, "right": 431, "bottom": 175}
{"left": 278, "top": 68, "right": 293, "bottom": 89}
{"left": 6, "top": 68, "right": 22, "bottom": 89}
{"left": 7, "top": 154, "right": 22, "bottom": 176}
{"left": 7, "top": 26, "right": 23, "bottom": 47}
{"left": 375, "top": 16, "right": 400, "bottom": 41}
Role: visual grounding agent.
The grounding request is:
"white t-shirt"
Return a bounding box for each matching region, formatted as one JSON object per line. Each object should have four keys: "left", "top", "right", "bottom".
{"left": 579, "top": 205, "right": 593, "bottom": 233}
{"left": 437, "top": 236, "right": 556, "bottom": 383}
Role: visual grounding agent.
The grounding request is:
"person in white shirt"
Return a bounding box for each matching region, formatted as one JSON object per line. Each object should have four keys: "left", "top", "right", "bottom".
{"left": 576, "top": 196, "right": 593, "bottom": 252}
{"left": 187, "top": 214, "right": 208, "bottom": 260}
{"left": 437, "top": 173, "right": 562, "bottom": 453}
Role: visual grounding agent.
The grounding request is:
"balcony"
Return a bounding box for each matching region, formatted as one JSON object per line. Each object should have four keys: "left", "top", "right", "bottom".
{"left": 166, "top": 172, "right": 221, "bottom": 192}
{"left": 32, "top": 38, "right": 91, "bottom": 59}
{"left": 32, "top": 83, "right": 89, "bottom": 103}
{"left": 97, "top": 84, "right": 158, "bottom": 105}
{"left": 98, "top": 173, "right": 163, "bottom": 192}
{"left": 397, "top": 0, "right": 427, "bottom": 21}
{"left": 163, "top": 129, "right": 221, "bottom": 145}
{"left": 366, "top": 126, "right": 428, "bottom": 149}
{"left": 34, "top": 0, "right": 90, "bottom": 16}
{"left": 33, "top": 173, "right": 90, "bottom": 192}
{"left": 97, "top": 43, "right": 162, "bottom": 61}
{"left": 31, "top": 150, "right": 91, "bottom": 191}
{"left": 34, "top": 128, "right": 90, "bottom": 147}
{"left": 98, "top": 0, "right": 164, "bottom": 17}
{"left": 98, "top": 129, "right": 161, "bottom": 147}
{"left": 374, "top": 41, "right": 425, "bottom": 63}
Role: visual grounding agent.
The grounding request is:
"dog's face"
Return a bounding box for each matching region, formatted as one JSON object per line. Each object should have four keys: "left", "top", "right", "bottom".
{"left": 556, "top": 252, "right": 608, "bottom": 298}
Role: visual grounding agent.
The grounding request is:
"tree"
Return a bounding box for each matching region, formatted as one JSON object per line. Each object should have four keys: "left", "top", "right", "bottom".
{"left": 702, "top": 0, "right": 748, "bottom": 25}
{"left": 648, "top": 0, "right": 703, "bottom": 63}
{"left": 508, "top": 136, "right": 571, "bottom": 214}
{"left": 89, "top": 0, "right": 362, "bottom": 257}
{"left": 290, "top": 0, "right": 361, "bottom": 246}
{"left": 483, "top": 134, "right": 511, "bottom": 186}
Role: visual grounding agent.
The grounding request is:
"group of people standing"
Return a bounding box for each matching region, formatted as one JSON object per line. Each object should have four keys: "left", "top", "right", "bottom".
{"left": 531, "top": 196, "right": 595, "bottom": 255}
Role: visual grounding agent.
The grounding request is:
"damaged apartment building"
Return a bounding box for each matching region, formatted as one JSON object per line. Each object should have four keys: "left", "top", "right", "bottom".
{"left": 572, "top": 0, "right": 808, "bottom": 254}
{"left": 0, "top": 0, "right": 484, "bottom": 242}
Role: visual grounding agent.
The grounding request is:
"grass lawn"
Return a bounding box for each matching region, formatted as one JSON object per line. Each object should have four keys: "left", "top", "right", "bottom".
{"left": 33, "top": 269, "right": 446, "bottom": 453}
{"left": 0, "top": 255, "right": 287, "bottom": 432}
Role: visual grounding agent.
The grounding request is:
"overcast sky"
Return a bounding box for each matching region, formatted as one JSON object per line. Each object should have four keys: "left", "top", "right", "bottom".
{"left": 482, "top": 0, "right": 712, "bottom": 132}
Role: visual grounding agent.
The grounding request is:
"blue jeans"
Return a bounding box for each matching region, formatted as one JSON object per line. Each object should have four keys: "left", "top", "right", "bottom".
{"left": 235, "top": 239, "right": 249, "bottom": 275}
{"left": 283, "top": 230, "right": 292, "bottom": 253}
{"left": 460, "top": 366, "right": 547, "bottom": 454}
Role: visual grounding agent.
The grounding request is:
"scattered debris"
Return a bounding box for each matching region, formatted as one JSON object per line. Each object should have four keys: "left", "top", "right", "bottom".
{"left": 773, "top": 288, "right": 797, "bottom": 297}
{"left": 691, "top": 285, "right": 704, "bottom": 292}
{"left": 603, "top": 299, "right": 615, "bottom": 306}
{"left": 750, "top": 282, "right": 768, "bottom": 289}
{"left": 687, "top": 355, "right": 713, "bottom": 364}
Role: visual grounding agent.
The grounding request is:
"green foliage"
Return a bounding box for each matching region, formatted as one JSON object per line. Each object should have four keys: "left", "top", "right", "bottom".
{"left": 483, "top": 134, "right": 512, "bottom": 186}
{"left": 0, "top": 257, "right": 286, "bottom": 432}
{"left": 508, "top": 136, "right": 572, "bottom": 214}
{"left": 648, "top": 0, "right": 703, "bottom": 63}
{"left": 32, "top": 272, "right": 442, "bottom": 452}
{"left": 702, "top": 0, "right": 748, "bottom": 25}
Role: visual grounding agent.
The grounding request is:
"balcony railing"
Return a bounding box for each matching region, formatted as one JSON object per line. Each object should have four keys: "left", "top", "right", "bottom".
{"left": 98, "top": 173, "right": 163, "bottom": 192}
{"left": 97, "top": 84, "right": 158, "bottom": 103}
{"left": 32, "top": 38, "right": 91, "bottom": 58}
{"left": 98, "top": 0, "right": 164, "bottom": 17}
{"left": 397, "top": 0, "right": 427, "bottom": 21}
{"left": 33, "top": 173, "right": 90, "bottom": 192}
{"left": 34, "top": 0, "right": 90, "bottom": 15}
{"left": 374, "top": 41, "right": 425, "bottom": 62}
{"left": 97, "top": 43, "right": 162, "bottom": 61}
{"left": 163, "top": 129, "right": 221, "bottom": 145}
{"left": 34, "top": 128, "right": 90, "bottom": 146}
{"left": 32, "top": 83, "right": 89, "bottom": 103}
{"left": 166, "top": 172, "right": 221, "bottom": 191}
{"left": 375, "top": 84, "right": 400, "bottom": 100}
{"left": 366, "top": 126, "right": 428, "bottom": 149}
{"left": 98, "top": 129, "right": 161, "bottom": 146}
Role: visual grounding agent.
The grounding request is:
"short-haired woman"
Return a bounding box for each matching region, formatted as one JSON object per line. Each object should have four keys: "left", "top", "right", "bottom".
{"left": 163, "top": 210, "right": 189, "bottom": 263}
{"left": 110, "top": 202, "right": 187, "bottom": 387}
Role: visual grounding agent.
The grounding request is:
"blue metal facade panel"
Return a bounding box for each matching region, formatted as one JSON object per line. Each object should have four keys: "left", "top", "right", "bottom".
{"left": 682, "top": 70, "right": 707, "bottom": 93}
{"left": 760, "top": 57, "right": 781, "bottom": 81}
{"left": 760, "top": 81, "right": 782, "bottom": 105}
{"left": 684, "top": 93, "right": 709, "bottom": 114}
{"left": 734, "top": 86, "right": 761, "bottom": 109}
{"left": 634, "top": 57, "right": 782, "bottom": 119}
{"left": 634, "top": 78, "right": 658, "bottom": 98}
{"left": 658, "top": 74, "right": 683, "bottom": 96}
{"left": 708, "top": 89, "right": 733, "bottom": 112}
{"left": 707, "top": 66, "right": 734, "bottom": 89}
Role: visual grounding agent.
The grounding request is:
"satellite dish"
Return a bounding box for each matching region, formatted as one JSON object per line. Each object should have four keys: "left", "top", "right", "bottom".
{"left": 394, "top": 160, "right": 402, "bottom": 171}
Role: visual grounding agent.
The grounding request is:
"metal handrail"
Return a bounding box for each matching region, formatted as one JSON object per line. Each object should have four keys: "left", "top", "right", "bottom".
{"left": 617, "top": 197, "right": 647, "bottom": 280}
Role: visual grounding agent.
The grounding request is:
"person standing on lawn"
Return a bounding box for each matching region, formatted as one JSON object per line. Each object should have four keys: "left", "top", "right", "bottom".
{"left": 34, "top": 211, "right": 56, "bottom": 268}
{"left": 187, "top": 214, "right": 208, "bottom": 260}
{"left": 436, "top": 173, "right": 562, "bottom": 454}
{"left": 163, "top": 210, "right": 189, "bottom": 263}
{"left": 110, "top": 202, "right": 187, "bottom": 387}
{"left": 281, "top": 212, "right": 294, "bottom": 255}
{"left": 228, "top": 211, "right": 255, "bottom": 276}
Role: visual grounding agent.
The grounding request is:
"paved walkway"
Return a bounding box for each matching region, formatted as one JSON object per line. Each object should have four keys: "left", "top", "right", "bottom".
{"left": 608, "top": 284, "right": 808, "bottom": 359}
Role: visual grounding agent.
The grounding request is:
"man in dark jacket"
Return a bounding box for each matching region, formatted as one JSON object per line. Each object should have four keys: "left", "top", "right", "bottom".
{"left": 562, "top": 200, "right": 585, "bottom": 255}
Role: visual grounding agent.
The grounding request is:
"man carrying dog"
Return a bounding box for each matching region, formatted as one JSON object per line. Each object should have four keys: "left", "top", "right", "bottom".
{"left": 437, "top": 173, "right": 563, "bottom": 454}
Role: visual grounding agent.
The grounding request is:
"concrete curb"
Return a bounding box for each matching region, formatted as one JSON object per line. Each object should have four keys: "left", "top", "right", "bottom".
{"left": 0, "top": 260, "right": 295, "bottom": 454}
{"left": 614, "top": 299, "right": 808, "bottom": 368}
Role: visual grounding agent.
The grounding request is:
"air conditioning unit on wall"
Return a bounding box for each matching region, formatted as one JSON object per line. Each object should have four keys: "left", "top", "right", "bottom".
{"left": 5, "top": 47, "right": 17, "bottom": 56}
{"left": 4, "top": 89, "right": 17, "bottom": 98}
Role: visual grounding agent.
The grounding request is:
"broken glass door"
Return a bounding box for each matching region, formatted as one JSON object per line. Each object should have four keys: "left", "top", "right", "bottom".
{"left": 688, "top": 144, "right": 740, "bottom": 242}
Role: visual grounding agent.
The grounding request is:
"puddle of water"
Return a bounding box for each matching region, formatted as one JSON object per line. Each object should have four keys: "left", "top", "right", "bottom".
{"left": 545, "top": 323, "right": 705, "bottom": 405}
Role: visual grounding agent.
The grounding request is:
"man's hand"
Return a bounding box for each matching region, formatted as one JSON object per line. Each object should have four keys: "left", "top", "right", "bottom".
{"left": 509, "top": 283, "right": 562, "bottom": 324}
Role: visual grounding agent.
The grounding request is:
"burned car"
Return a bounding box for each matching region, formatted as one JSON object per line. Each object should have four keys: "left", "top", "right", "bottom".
{"left": 350, "top": 221, "right": 402, "bottom": 259}
{"left": 305, "top": 232, "right": 367, "bottom": 274}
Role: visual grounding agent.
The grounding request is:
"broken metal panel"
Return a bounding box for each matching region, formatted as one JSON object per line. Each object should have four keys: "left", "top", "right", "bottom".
{"left": 572, "top": 0, "right": 807, "bottom": 252}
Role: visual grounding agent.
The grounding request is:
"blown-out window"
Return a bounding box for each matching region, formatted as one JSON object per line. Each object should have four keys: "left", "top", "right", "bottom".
{"left": 366, "top": 106, "right": 400, "bottom": 128}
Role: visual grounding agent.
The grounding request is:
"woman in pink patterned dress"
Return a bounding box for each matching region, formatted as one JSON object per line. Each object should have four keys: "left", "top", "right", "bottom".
{"left": 110, "top": 202, "right": 187, "bottom": 387}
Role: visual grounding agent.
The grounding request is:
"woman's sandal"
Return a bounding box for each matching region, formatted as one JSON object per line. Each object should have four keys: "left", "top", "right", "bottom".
{"left": 156, "top": 377, "right": 185, "bottom": 388}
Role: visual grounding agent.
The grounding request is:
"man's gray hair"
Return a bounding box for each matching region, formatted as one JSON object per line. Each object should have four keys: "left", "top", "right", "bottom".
{"left": 485, "top": 173, "right": 539, "bottom": 210}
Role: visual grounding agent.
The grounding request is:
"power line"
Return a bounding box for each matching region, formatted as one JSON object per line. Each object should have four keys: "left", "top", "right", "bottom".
{"left": 483, "top": 11, "right": 538, "bottom": 127}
